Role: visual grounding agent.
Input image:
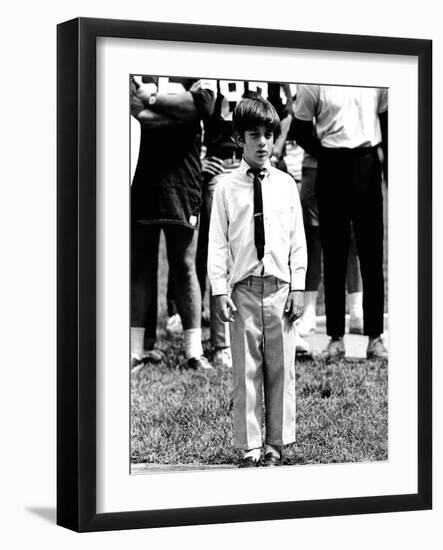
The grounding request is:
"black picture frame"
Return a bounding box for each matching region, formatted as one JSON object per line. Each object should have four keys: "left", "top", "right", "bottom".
{"left": 57, "top": 17, "right": 432, "bottom": 532}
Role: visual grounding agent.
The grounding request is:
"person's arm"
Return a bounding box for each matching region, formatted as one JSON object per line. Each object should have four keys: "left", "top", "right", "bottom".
{"left": 379, "top": 110, "right": 388, "bottom": 184}
{"left": 130, "top": 86, "right": 179, "bottom": 128}
{"left": 208, "top": 181, "right": 236, "bottom": 322}
{"left": 292, "top": 118, "right": 322, "bottom": 157}
{"left": 289, "top": 182, "right": 308, "bottom": 292}
{"left": 134, "top": 80, "right": 215, "bottom": 121}
{"left": 292, "top": 85, "right": 322, "bottom": 157}
{"left": 272, "top": 113, "right": 292, "bottom": 162}
{"left": 284, "top": 183, "right": 307, "bottom": 322}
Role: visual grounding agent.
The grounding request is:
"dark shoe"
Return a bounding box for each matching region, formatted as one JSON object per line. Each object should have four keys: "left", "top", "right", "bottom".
{"left": 238, "top": 456, "right": 260, "bottom": 468}
{"left": 183, "top": 355, "right": 213, "bottom": 370}
{"left": 131, "top": 350, "right": 164, "bottom": 371}
{"left": 131, "top": 355, "right": 144, "bottom": 369}
{"left": 143, "top": 349, "right": 164, "bottom": 364}
{"left": 317, "top": 337, "right": 345, "bottom": 361}
{"left": 263, "top": 453, "right": 281, "bottom": 467}
{"left": 367, "top": 336, "right": 388, "bottom": 360}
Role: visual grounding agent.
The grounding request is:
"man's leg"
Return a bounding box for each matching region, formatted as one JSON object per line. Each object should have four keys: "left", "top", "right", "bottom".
{"left": 316, "top": 154, "right": 350, "bottom": 339}
{"left": 351, "top": 150, "right": 385, "bottom": 338}
{"left": 196, "top": 173, "right": 213, "bottom": 300}
{"left": 164, "top": 225, "right": 206, "bottom": 363}
{"left": 131, "top": 223, "right": 161, "bottom": 358}
{"left": 346, "top": 224, "right": 364, "bottom": 333}
{"left": 297, "top": 166, "right": 322, "bottom": 337}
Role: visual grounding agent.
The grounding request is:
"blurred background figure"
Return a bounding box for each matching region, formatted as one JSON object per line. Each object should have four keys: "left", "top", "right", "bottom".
{"left": 130, "top": 76, "right": 215, "bottom": 369}
{"left": 293, "top": 84, "right": 388, "bottom": 360}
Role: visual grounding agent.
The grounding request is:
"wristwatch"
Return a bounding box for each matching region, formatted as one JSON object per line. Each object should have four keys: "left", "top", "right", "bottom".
{"left": 148, "top": 93, "right": 157, "bottom": 106}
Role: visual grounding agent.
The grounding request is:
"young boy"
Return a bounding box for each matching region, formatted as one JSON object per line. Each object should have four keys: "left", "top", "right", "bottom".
{"left": 208, "top": 95, "right": 307, "bottom": 467}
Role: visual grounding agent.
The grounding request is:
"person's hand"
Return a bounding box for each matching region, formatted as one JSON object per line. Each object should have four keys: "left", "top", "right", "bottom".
{"left": 134, "top": 82, "right": 158, "bottom": 103}
{"left": 202, "top": 156, "right": 224, "bottom": 178}
{"left": 285, "top": 291, "right": 304, "bottom": 323}
{"left": 190, "top": 79, "right": 202, "bottom": 93}
{"left": 214, "top": 294, "right": 237, "bottom": 322}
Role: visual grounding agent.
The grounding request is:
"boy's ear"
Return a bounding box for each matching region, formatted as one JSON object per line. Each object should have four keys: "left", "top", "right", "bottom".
{"left": 234, "top": 131, "right": 245, "bottom": 148}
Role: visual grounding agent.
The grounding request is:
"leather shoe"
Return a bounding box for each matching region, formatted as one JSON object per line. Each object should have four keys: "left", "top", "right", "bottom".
{"left": 238, "top": 456, "right": 260, "bottom": 468}
{"left": 263, "top": 453, "right": 281, "bottom": 467}
{"left": 183, "top": 356, "right": 213, "bottom": 370}
{"left": 317, "top": 337, "right": 345, "bottom": 362}
{"left": 367, "top": 336, "right": 388, "bottom": 360}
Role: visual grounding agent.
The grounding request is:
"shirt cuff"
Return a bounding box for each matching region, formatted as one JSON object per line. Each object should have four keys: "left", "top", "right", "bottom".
{"left": 211, "top": 279, "right": 228, "bottom": 296}
{"left": 291, "top": 273, "right": 306, "bottom": 291}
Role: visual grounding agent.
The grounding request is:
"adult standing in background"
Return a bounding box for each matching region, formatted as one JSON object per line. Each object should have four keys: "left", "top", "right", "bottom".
{"left": 293, "top": 85, "right": 388, "bottom": 360}
{"left": 130, "top": 76, "right": 215, "bottom": 369}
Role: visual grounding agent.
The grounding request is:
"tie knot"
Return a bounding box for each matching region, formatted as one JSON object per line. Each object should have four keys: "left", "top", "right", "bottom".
{"left": 248, "top": 168, "right": 266, "bottom": 181}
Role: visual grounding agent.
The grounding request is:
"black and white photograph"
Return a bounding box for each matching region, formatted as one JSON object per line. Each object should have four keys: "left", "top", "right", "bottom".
{"left": 129, "top": 75, "right": 389, "bottom": 472}
{"left": 54, "top": 16, "right": 432, "bottom": 534}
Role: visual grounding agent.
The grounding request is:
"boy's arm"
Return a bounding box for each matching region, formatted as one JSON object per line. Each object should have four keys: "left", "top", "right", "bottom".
{"left": 289, "top": 183, "right": 308, "bottom": 293}
{"left": 208, "top": 180, "right": 229, "bottom": 296}
{"left": 208, "top": 181, "right": 238, "bottom": 322}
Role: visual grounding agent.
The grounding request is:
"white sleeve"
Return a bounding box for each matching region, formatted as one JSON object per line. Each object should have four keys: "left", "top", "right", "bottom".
{"left": 377, "top": 88, "right": 388, "bottom": 113}
{"left": 289, "top": 182, "right": 307, "bottom": 290}
{"left": 208, "top": 180, "right": 230, "bottom": 295}
{"left": 293, "top": 85, "right": 319, "bottom": 121}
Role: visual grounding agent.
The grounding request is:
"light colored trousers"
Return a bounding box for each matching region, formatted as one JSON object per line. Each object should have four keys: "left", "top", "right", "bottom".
{"left": 229, "top": 276, "right": 297, "bottom": 450}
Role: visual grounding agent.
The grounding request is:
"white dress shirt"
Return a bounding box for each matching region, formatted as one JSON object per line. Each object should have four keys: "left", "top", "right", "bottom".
{"left": 294, "top": 85, "right": 388, "bottom": 149}
{"left": 208, "top": 159, "right": 307, "bottom": 295}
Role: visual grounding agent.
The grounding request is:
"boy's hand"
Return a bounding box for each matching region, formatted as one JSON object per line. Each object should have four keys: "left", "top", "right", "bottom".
{"left": 214, "top": 294, "right": 237, "bottom": 322}
{"left": 285, "top": 291, "right": 304, "bottom": 323}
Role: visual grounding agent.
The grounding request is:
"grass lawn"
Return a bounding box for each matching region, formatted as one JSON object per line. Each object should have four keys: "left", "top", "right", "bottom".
{"left": 131, "top": 231, "right": 388, "bottom": 467}
{"left": 131, "top": 337, "right": 388, "bottom": 466}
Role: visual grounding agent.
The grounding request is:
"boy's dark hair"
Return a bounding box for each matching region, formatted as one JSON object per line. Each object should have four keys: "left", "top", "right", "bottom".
{"left": 233, "top": 94, "right": 281, "bottom": 140}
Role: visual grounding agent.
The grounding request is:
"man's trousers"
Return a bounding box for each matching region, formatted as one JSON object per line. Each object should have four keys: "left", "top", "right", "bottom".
{"left": 316, "top": 146, "right": 385, "bottom": 338}
{"left": 229, "top": 276, "right": 296, "bottom": 450}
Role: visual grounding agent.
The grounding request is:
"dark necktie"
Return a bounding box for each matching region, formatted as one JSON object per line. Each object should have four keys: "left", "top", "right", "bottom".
{"left": 249, "top": 169, "right": 266, "bottom": 261}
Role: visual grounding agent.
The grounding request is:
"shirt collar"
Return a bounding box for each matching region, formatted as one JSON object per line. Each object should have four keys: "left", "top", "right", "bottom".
{"left": 240, "top": 158, "right": 271, "bottom": 178}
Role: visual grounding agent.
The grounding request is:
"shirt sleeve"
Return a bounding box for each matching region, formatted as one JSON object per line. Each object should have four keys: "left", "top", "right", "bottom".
{"left": 293, "top": 84, "right": 319, "bottom": 121}
{"left": 208, "top": 179, "right": 230, "bottom": 295}
{"left": 288, "top": 181, "right": 307, "bottom": 290}
{"left": 190, "top": 87, "right": 216, "bottom": 119}
{"left": 377, "top": 88, "right": 388, "bottom": 113}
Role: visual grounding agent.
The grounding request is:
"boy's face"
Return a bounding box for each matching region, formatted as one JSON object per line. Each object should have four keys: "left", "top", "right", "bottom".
{"left": 238, "top": 125, "right": 274, "bottom": 170}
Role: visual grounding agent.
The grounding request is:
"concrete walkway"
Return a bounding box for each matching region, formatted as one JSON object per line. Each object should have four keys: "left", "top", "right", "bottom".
{"left": 303, "top": 314, "right": 389, "bottom": 359}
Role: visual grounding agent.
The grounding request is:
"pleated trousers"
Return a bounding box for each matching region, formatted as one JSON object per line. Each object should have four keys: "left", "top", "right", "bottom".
{"left": 229, "top": 276, "right": 296, "bottom": 450}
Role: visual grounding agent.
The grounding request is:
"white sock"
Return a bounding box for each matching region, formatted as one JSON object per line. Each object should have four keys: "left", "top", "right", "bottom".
{"left": 265, "top": 444, "right": 281, "bottom": 458}
{"left": 243, "top": 448, "right": 261, "bottom": 461}
{"left": 302, "top": 291, "right": 318, "bottom": 320}
{"left": 348, "top": 292, "right": 363, "bottom": 319}
{"left": 183, "top": 328, "right": 203, "bottom": 359}
{"left": 131, "top": 327, "right": 145, "bottom": 359}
